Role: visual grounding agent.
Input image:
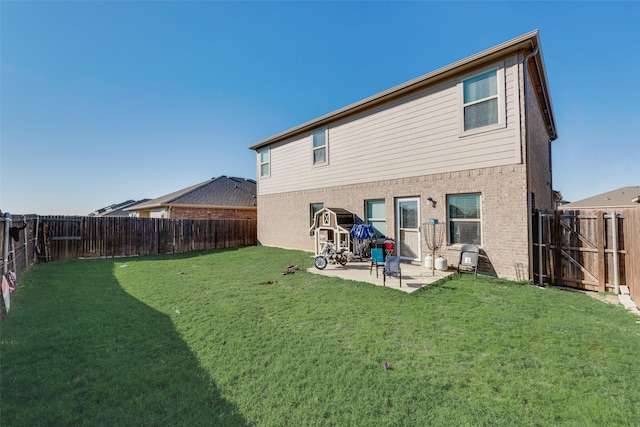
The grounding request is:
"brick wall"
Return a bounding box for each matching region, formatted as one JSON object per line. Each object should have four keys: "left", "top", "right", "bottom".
{"left": 258, "top": 164, "right": 529, "bottom": 280}
{"left": 525, "top": 66, "right": 554, "bottom": 211}
{"left": 170, "top": 207, "right": 257, "bottom": 220}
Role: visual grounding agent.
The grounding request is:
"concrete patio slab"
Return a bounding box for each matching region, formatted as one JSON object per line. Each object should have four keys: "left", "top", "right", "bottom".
{"left": 307, "top": 260, "right": 454, "bottom": 293}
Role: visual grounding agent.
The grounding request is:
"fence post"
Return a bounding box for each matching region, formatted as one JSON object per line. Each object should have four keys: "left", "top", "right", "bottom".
{"left": 34, "top": 216, "right": 40, "bottom": 264}
{"left": 2, "top": 213, "right": 11, "bottom": 276}
{"left": 22, "top": 215, "right": 29, "bottom": 269}
{"left": 538, "top": 210, "right": 544, "bottom": 286}
{"left": 553, "top": 210, "right": 561, "bottom": 285}
{"left": 611, "top": 211, "right": 620, "bottom": 295}
{"left": 596, "top": 212, "right": 606, "bottom": 292}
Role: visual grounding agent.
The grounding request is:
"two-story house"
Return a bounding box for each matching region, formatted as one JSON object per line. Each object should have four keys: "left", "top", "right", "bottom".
{"left": 249, "top": 30, "right": 557, "bottom": 280}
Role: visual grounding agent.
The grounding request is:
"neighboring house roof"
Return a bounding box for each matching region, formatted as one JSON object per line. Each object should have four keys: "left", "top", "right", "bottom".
{"left": 249, "top": 30, "right": 557, "bottom": 151}
{"left": 125, "top": 176, "right": 257, "bottom": 211}
{"left": 559, "top": 186, "right": 640, "bottom": 210}
{"left": 89, "top": 199, "right": 150, "bottom": 217}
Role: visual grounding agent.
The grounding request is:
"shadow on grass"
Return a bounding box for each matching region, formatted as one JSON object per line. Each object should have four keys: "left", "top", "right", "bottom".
{"left": 1, "top": 259, "right": 246, "bottom": 426}
{"left": 412, "top": 273, "right": 459, "bottom": 295}
{"left": 118, "top": 245, "right": 250, "bottom": 262}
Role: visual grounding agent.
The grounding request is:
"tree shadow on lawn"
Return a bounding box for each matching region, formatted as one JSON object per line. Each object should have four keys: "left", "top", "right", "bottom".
{"left": 1, "top": 259, "right": 246, "bottom": 426}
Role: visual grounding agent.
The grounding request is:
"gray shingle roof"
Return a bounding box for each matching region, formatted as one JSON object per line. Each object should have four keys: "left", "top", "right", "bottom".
{"left": 126, "top": 176, "right": 256, "bottom": 211}
{"left": 89, "top": 199, "right": 151, "bottom": 217}
{"left": 559, "top": 186, "right": 640, "bottom": 210}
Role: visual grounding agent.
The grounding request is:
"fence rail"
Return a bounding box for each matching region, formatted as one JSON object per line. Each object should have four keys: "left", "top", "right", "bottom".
{"left": 533, "top": 209, "right": 639, "bottom": 302}
{"left": 1, "top": 215, "right": 257, "bottom": 317}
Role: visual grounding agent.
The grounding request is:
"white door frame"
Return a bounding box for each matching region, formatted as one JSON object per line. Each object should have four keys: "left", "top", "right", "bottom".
{"left": 395, "top": 197, "right": 421, "bottom": 262}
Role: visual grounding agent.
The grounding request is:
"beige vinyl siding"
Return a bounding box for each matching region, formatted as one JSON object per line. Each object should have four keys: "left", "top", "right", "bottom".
{"left": 259, "top": 55, "right": 521, "bottom": 196}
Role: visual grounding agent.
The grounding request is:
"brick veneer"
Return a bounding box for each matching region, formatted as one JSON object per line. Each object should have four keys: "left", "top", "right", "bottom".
{"left": 169, "top": 207, "right": 257, "bottom": 220}
{"left": 258, "top": 164, "right": 531, "bottom": 280}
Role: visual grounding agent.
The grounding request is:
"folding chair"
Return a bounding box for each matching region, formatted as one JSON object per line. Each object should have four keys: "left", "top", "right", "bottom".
{"left": 383, "top": 256, "right": 402, "bottom": 287}
{"left": 370, "top": 248, "right": 385, "bottom": 278}
{"left": 458, "top": 244, "right": 479, "bottom": 278}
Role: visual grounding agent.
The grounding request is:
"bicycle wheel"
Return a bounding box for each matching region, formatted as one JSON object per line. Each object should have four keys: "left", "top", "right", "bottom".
{"left": 314, "top": 256, "right": 328, "bottom": 270}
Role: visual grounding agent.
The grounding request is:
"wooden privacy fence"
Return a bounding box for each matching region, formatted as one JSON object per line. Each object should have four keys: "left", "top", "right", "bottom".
{"left": 0, "top": 214, "right": 38, "bottom": 283}
{"left": 533, "top": 209, "right": 640, "bottom": 302}
{"left": 1, "top": 215, "right": 257, "bottom": 280}
{"left": 41, "top": 216, "right": 257, "bottom": 260}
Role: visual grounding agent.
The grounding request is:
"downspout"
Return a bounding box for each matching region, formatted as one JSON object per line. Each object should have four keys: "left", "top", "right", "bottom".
{"left": 523, "top": 46, "right": 539, "bottom": 284}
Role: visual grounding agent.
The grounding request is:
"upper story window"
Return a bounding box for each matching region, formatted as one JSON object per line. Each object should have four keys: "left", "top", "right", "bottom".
{"left": 312, "top": 129, "right": 328, "bottom": 166}
{"left": 462, "top": 68, "right": 501, "bottom": 132}
{"left": 448, "top": 193, "right": 481, "bottom": 245}
{"left": 258, "top": 148, "right": 270, "bottom": 177}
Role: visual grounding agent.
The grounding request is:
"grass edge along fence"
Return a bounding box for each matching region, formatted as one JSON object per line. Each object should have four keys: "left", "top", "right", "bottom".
{"left": 0, "top": 214, "right": 257, "bottom": 318}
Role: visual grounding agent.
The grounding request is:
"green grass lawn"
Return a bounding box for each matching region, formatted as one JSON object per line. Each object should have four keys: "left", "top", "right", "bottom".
{"left": 2, "top": 246, "right": 640, "bottom": 426}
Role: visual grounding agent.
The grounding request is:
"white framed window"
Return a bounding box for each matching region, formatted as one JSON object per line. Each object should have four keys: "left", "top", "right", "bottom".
{"left": 312, "top": 129, "right": 328, "bottom": 166}
{"left": 460, "top": 66, "right": 504, "bottom": 133}
{"left": 310, "top": 203, "right": 324, "bottom": 225}
{"left": 447, "top": 193, "right": 481, "bottom": 245}
{"left": 258, "top": 148, "right": 270, "bottom": 177}
{"left": 366, "top": 199, "right": 386, "bottom": 238}
{"left": 150, "top": 208, "right": 167, "bottom": 219}
{"left": 310, "top": 203, "right": 324, "bottom": 237}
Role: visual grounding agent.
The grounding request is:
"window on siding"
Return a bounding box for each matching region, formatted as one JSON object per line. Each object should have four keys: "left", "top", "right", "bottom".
{"left": 463, "top": 69, "right": 498, "bottom": 131}
{"left": 258, "top": 148, "right": 270, "bottom": 177}
{"left": 366, "top": 199, "right": 386, "bottom": 238}
{"left": 310, "top": 203, "right": 324, "bottom": 225}
{"left": 310, "top": 203, "right": 324, "bottom": 236}
{"left": 312, "top": 129, "right": 327, "bottom": 165}
{"left": 151, "top": 208, "right": 167, "bottom": 219}
{"left": 448, "top": 194, "right": 481, "bottom": 245}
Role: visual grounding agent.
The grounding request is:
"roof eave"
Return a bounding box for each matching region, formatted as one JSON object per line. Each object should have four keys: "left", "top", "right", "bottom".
{"left": 165, "top": 204, "right": 257, "bottom": 210}
{"left": 124, "top": 203, "right": 171, "bottom": 212}
{"left": 125, "top": 203, "right": 256, "bottom": 211}
{"left": 559, "top": 205, "right": 637, "bottom": 210}
{"left": 528, "top": 40, "right": 558, "bottom": 141}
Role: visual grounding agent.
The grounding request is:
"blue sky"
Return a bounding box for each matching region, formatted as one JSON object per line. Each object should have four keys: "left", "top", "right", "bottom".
{"left": 1, "top": 1, "right": 638, "bottom": 215}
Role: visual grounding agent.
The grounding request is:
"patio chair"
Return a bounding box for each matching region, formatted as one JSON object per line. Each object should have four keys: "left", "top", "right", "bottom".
{"left": 458, "top": 244, "right": 479, "bottom": 278}
{"left": 383, "top": 256, "right": 402, "bottom": 287}
{"left": 370, "top": 248, "right": 385, "bottom": 278}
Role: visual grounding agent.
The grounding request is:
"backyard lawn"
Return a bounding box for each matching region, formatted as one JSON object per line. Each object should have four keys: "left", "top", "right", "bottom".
{"left": 2, "top": 246, "right": 640, "bottom": 426}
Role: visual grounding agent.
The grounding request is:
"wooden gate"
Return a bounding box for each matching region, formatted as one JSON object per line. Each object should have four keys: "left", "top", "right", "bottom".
{"left": 624, "top": 209, "right": 640, "bottom": 303}
{"left": 533, "top": 210, "right": 629, "bottom": 293}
